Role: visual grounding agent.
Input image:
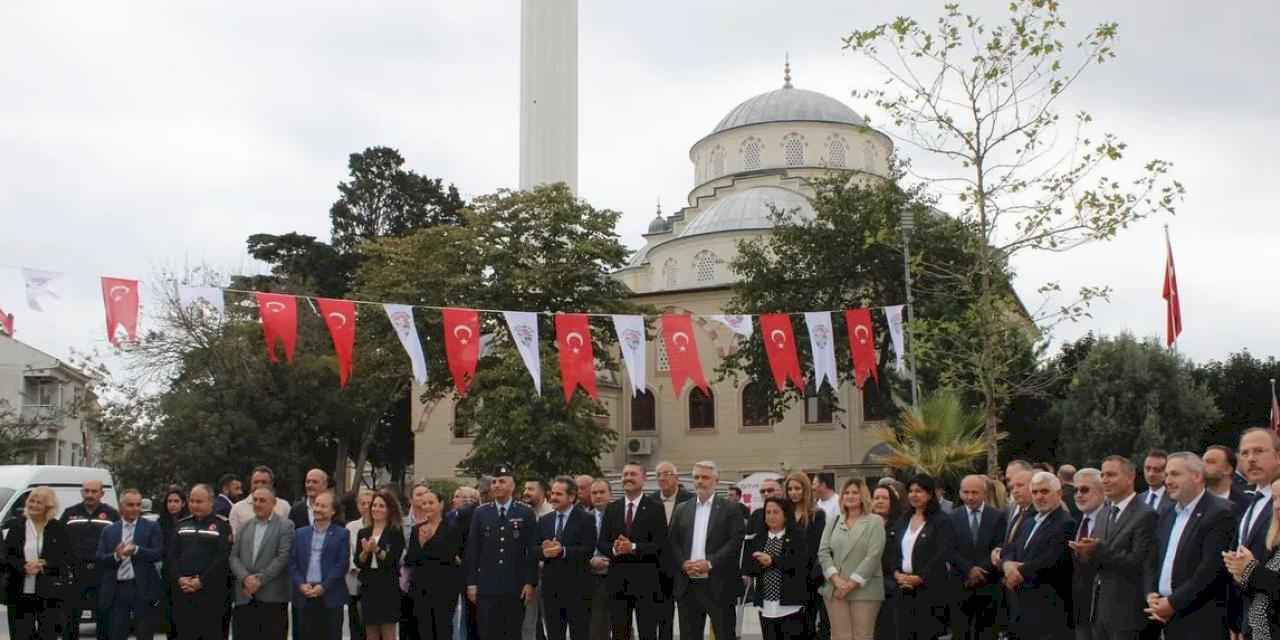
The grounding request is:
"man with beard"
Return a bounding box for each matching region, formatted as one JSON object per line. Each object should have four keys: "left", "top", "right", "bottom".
{"left": 61, "top": 479, "right": 119, "bottom": 640}
{"left": 599, "top": 463, "right": 668, "bottom": 640}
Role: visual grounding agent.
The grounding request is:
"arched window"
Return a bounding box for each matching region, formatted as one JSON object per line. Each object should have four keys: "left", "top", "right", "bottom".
{"left": 805, "top": 381, "right": 834, "bottom": 424}
{"left": 631, "top": 389, "right": 656, "bottom": 432}
{"left": 662, "top": 258, "right": 679, "bottom": 289}
{"left": 689, "top": 387, "right": 715, "bottom": 429}
{"left": 741, "top": 381, "right": 771, "bottom": 427}
{"left": 783, "top": 134, "right": 805, "bottom": 167}
{"left": 741, "top": 138, "right": 763, "bottom": 171}
{"left": 693, "top": 250, "right": 717, "bottom": 283}
{"left": 828, "top": 139, "right": 847, "bottom": 168}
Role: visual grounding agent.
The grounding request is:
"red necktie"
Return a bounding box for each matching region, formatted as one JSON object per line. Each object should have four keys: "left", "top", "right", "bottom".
{"left": 625, "top": 502, "right": 635, "bottom": 534}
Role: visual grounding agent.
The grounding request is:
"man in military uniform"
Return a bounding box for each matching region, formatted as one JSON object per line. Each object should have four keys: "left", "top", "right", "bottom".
{"left": 62, "top": 479, "right": 120, "bottom": 640}
{"left": 171, "top": 484, "right": 233, "bottom": 640}
{"left": 466, "top": 463, "right": 540, "bottom": 640}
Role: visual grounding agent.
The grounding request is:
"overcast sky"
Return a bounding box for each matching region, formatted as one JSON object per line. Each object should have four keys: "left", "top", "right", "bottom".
{"left": 1, "top": 1, "right": 1276, "bottom": 371}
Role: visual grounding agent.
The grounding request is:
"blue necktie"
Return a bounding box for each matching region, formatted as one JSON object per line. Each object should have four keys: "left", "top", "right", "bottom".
{"left": 556, "top": 513, "right": 565, "bottom": 539}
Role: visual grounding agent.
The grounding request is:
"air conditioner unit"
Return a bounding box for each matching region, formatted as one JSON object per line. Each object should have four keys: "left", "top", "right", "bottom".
{"left": 626, "top": 436, "right": 657, "bottom": 456}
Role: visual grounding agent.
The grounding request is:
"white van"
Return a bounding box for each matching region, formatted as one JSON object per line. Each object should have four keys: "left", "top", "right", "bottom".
{"left": 0, "top": 465, "right": 118, "bottom": 536}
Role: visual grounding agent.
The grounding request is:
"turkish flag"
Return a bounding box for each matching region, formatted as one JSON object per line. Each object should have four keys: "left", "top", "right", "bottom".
{"left": 0, "top": 306, "right": 12, "bottom": 336}
{"left": 1163, "top": 232, "right": 1182, "bottom": 348}
{"left": 660, "top": 314, "right": 709, "bottom": 397}
{"left": 845, "top": 308, "right": 880, "bottom": 388}
{"left": 1270, "top": 381, "right": 1279, "bottom": 435}
{"left": 317, "top": 298, "right": 356, "bottom": 388}
{"left": 256, "top": 292, "right": 298, "bottom": 364}
{"left": 555, "top": 314, "right": 598, "bottom": 402}
{"left": 442, "top": 307, "right": 480, "bottom": 396}
{"left": 759, "top": 314, "right": 805, "bottom": 392}
{"left": 100, "top": 277, "right": 140, "bottom": 346}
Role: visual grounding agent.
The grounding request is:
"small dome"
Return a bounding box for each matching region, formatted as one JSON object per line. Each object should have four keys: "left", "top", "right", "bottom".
{"left": 646, "top": 214, "right": 670, "bottom": 234}
{"left": 678, "top": 187, "right": 815, "bottom": 239}
{"left": 711, "top": 87, "right": 865, "bottom": 136}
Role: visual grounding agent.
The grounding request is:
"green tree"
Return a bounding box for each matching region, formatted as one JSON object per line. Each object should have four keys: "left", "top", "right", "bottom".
{"left": 329, "top": 146, "right": 466, "bottom": 253}
{"left": 844, "top": 0, "right": 1184, "bottom": 474}
{"left": 873, "top": 389, "right": 998, "bottom": 482}
{"left": 1193, "top": 351, "right": 1280, "bottom": 448}
{"left": 356, "top": 184, "right": 640, "bottom": 478}
{"left": 1052, "top": 333, "right": 1218, "bottom": 465}
{"left": 0, "top": 400, "right": 45, "bottom": 464}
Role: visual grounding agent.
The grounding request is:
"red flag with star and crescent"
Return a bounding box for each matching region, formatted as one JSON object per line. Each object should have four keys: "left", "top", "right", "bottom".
{"left": 660, "top": 314, "right": 709, "bottom": 397}
{"left": 100, "top": 277, "right": 140, "bottom": 346}
{"left": 256, "top": 292, "right": 298, "bottom": 364}
{"left": 845, "top": 308, "right": 880, "bottom": 388}
{"left": 555, "top": 313, "right": 598, "bottom": 402}
{"left": 759, "top": 313, "right": 805, "bottom": 392}
{"left": 1163, "top": 231, "right": 1182, "bottom": 348}
{"left": 317, "top": 298, "right": 356, "bottom": 388}
{"left": 442, "top": 307, "right": 480, "bottom": 396}
{"left": 0, "top": 306, "right": 13, "bottom": 337}
{"left": 1270, "top": 380, "right": 1280, "bottom": 435}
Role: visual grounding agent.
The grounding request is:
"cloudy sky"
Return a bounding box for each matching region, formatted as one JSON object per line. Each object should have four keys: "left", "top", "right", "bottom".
{"left": 1, "top": 1, "right": 1275, "bottom": 371}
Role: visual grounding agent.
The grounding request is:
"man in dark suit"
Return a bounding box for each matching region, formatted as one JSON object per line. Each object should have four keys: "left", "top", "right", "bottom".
{"left": 586, "top": 479, "right": 616, "bottom": 640}
{"left": 598, "top": 462, "right": 669, "bottom": 640}
{"left": 668, "top": 461, "right": 745, "bottom": 640}
{"left": 1143, "top": 452, "right": 1233, "bottom": 640}
{"left": 1233, "top": 428, "right": 1280, "bottom": 639}
{"left": 215, "top": 473, "right": 241, "bottom": 518}
{"left": 1067, "top": 469, "right": 1106, "bottom": 640}
{"left": 949, "top": 474, "right": 1008, "bottom": 640}
{"left": 539, "top": 476, "right": 597, "bottom": 640}
{"left": 1000, "top": 471, "right": 1076, "bottom": 640}
{"left": 465, "top": 463, "right": 540, "bottom": 640}
{"left": 649, "top": 461, "right": 692, "bottom": 640}
{"left": 95, "top": 489, "right": 164, "bottom": 640}
{"left": 1140, "top": 451, "right": 1175, "bottom": 514}
{"left": 288, "top": 468, "right": 330, "bottom": 531}
{"left": 1070, "top": 455, "right": 1157, "bottom": 640}
{"left": 287, "top": 491, "right": 349, "bottom": 640}
{"left": 1203, "top": 445, "right": 1252, "bottom": 513}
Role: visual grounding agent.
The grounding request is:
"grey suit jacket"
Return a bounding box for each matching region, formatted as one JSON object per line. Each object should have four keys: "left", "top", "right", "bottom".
{"left": 229, "top": 514, "right": 296, "bottom": 604}
{"left": 1090, "top": 497, "right": 1158, "bottom": 632}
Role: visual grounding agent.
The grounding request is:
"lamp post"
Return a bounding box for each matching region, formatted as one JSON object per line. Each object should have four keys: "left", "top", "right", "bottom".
{"left": 900, "top": 213, "right": 921, "bottom": 410}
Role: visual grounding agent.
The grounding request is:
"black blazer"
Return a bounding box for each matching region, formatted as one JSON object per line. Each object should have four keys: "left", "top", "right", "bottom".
{"left": 1070, "top": 510, "right": 1102, "bottom": 628}
{"left": 404, "top": 518, "right": 464, "bottom": 606}
{"left": 538, "top": 506, "right": 596, "bottom": 602}
{"left": 1091, "top": 498, "right": 1159, "bottom": 633}
{"left": 668, "top": 496, "right": 746, "bottom": 601}
{"left": 289, "top": 500, "right": 344, "bottom": 531}
{"left": 947, "top": 504, "right": 1008, "bottom": 590}
{"left": 744, "top": 525, "right": 808, "bottom": 607}
{"left": 1144, "top": 493, "right": 1233, "bottom": 640}
{"left": 888, "top": 511, "right": 955, "bottom": 603}
{"left": 354, "top": 525, "right": 405, "bottom": 587}
{"left": 1226, "top": 486, "right": 1254, "bottom": 515}
{"left": 1239, "top": 494, "right": 1272, "bottom": 561}
{"left": 800, "top": 509, "right": 826, "bottom": 585}
{"left": 597, "top": 494, "right": 669, "bottom": 598}
{"left": 1241, "top": 547, "right": 1280, "bottom": 639}
{"left": 1000, "top": 506, "right": 1075, "bottom": 636}
{"left": 2, "top": 518, "right": 73, "bottom": 602}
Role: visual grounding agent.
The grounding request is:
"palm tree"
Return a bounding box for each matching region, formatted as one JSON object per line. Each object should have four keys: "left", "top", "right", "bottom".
{"left": 873, "top": 389, "right": 1000, "bottom": 480}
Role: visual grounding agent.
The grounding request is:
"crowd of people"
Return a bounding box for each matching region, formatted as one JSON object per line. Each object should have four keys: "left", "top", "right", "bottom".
{"left": 5, "top": 426, "right": 1280, "bottom": 640}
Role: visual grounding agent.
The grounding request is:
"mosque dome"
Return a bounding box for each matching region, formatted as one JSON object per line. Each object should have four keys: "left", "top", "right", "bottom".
{"left": 646, "top": 213, "right": 670, "bottom": 234}
{"left": 710, "top": 86, "right": 866, "bottom": 136}
{"left": 678, "top": 186, "right": 815, "bottom": 239}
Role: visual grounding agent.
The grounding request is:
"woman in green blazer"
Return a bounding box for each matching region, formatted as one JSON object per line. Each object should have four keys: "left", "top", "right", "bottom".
{"left": 818, "top": 477, "right": 886, "bottom": 640}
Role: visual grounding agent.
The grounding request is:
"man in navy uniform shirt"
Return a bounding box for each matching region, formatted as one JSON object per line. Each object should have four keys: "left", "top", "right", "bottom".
{"left": 61, "top": 479, "right": 120, "bottom": 640}
{"left": 466, "top": 463, "right": 540, "bottom": 640}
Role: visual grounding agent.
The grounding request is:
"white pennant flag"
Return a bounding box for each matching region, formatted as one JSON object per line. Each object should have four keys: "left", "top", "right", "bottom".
{"left": 22, "top": 268, "right": 62, "bottom": 311}
{"left": 612, "top": 314, "right": 647, "bottom": 396}
{"left": 502, "top": 311, "right": 541, "bottom": 393}
{"left": 177, "top": 285, "right": 225, "bottom": 317}
{"left": 804, "top": 311, "right": 838, "bottom": 390}
{"left": 884, "top": 305, "right": 905, "bottom": 370}
{"left": 708, "top": 314, "right": 754, "bottom": 338}
{"left": 383, "top": 304, "right": 428, "bottom": 385}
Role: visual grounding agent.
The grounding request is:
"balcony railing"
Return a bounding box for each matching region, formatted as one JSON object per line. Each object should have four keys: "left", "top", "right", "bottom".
{"left": 20, "top": 404, "right": 62, "bottom": 428}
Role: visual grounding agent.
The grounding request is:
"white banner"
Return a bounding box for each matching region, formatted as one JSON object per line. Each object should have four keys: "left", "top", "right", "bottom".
{"left": 804, "top": 312, "right": 838, "bottom": 390}
{"left": 884, "top": 305, "right": 905, "bottom": 370}
{"left": 383, "top": 304, "right": 428, "bottom": 385}
{"left": 708, "top": 314, "right": 754, "bottom": 338}
{"left": 503, "top": 311, "right": 542, "bottom": 394}
{"left": 177, "top": 285, "right": 225, "bottom": 317}
{"left": 22, "top": 268, "right": 62, "bottom": 311}
{"left": 612, "top": 314, "right": 647, "bottom": 396}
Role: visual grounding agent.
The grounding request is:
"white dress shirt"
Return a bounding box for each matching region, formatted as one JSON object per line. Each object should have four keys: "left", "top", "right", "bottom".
{"left": 901, "top": 519, "right": 924, "bottom": 574}
{"left": 1158, "top": 490, "right": 1205, "bottom": 597}
{"left": 689, "top": 496, "right": 714, "bottom": 573}
{"left": 1112, "top": 492, "right": 1137, "bottom": 519}
{"left": 817, "top": 495, "right": 839, "bottom": 523}
{"left": 1143, "top": 486, "right": 1167, "bottom": 509}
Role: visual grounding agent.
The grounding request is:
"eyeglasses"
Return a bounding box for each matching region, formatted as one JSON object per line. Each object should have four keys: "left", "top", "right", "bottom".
{"left": 1077, "top": 487, "right": 1092, "bottom": 494}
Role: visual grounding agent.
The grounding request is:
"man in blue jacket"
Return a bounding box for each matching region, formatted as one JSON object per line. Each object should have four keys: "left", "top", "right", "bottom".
{"left": 96, "top": 489, "right": 164, "bottom": 640}
{"left": 288, "top": 491, "right": 349, "bottom": 640}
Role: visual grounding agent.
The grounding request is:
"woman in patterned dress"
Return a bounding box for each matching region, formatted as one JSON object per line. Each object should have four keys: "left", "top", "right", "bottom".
{"left": 745, "top": 496, "right": 811, "bottom": 640}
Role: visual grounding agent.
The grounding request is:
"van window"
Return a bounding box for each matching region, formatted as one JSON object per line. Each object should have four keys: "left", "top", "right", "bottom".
{"left": 5, "top": 490, "right": 29, "bottom": 522}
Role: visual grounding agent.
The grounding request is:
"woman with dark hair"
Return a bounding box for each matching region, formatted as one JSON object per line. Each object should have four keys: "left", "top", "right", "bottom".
{"left": 784, "top": 471, "right": 828, "bottom": 639}
{"left": 888, "top": 474, "right": 955, "bottom": 640}
{"left": 745, "top": 496, "right": 811, "bottom": 640}
{"left": 870, "top": 484, "right": 903, "bottom": 640}
{"left": 404, "top": 489, "right": 466, "bottom": 640}
{"left": 157, "top": 485, "right": 188, "bottom": 639}
{"left": 357, "top": 489, "right": 407, "bottom": 640}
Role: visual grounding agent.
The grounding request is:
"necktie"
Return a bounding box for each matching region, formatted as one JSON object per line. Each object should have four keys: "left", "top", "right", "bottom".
{"left": 556, "top": 513, "right": 565, "bottom": 539}
{"left": 499, "top": 506, "right": 507, "bottom": 523}
{"left": 1241, "top": 495, "right": 1263, "bottom": 546}
{"left": 625, "top": 502, "right": 635, "bottom": 534}
{"left": 969, "top": 509, "right": 980, "bottom": 544}
{"left": 1006, "top": 507, "right": 1024, "bottom": 544}
{"left": 119, "top": 522, "right": 135, "bottom": 580}
{"left": 1111, "top": 505, "right": 1120, "bottom": 523}
{"left": 1078, "top": 515, "right": 1091, "bottom": 541}
{"left": 1147, "top": 492, "right": 1158, "bottom": 508}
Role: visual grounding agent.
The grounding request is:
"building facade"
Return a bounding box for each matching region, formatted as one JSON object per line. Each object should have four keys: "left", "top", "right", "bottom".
{"left": 0, "top": 334, "right": 101, "bottom": 467}
{"left": 413, "top": 74, "right": 896, "bottom": 483}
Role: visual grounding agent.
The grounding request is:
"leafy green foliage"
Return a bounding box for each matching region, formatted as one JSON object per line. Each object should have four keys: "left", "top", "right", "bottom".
{"left": 1192, "top": 351, "right": 1280, "bottom": 449}
{"left": 873, "top": 389, "right": 999, "bottom": 481}
{"left": 330, "top": 146, "right": 466, "bottom": 252}
{"left": 0, "top": 400, "right": 45, "bottom": 464}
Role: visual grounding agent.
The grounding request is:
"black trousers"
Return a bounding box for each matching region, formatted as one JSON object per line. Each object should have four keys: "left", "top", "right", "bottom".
{"left": 655, "top": 574, "right": 676, "bottom": 640}
{"left": 414, "top": 596, "right": 456, "bottom": 640}
{"left": 106, "top": 580, "right": 157, "bottom": 640}
{"left": 65, "top": 586, "right": 107, "bottom": 640}
{"left": 232, "top": 601, "right": 288, "bottom": 640}
{"left": 760, "top": 609, "right": 807, "bottom": 640}
{"left": 951, "top": 590, "right": 999, "bottom": 640}
{"left": 542, "top": 593, "right": 589, "bottom": 640}
{"left": 676, "top": 581, "right": 734, "bottom": 640}
{"left": 296, "top": 599, "right": 342, "bottom": 640}
{"left": 348, "top": 595, "right": 363, "bottom": 640}
{"left": 806, "top": 587, "right": 829, "bottom": 640}
{"left": 14, "top": 594, "right": 66, "bottom": 640}
{"left": 608, "top": 591, "right": 659, "bottom": 640}
{"left": 401, "top": 593, "right": 421, "bottom": 640}
{"left": 478, "top": 594, "right": 526, "bottom": 640}
{"left": 173, "top": 586, "right": 228, "bottom": 640}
